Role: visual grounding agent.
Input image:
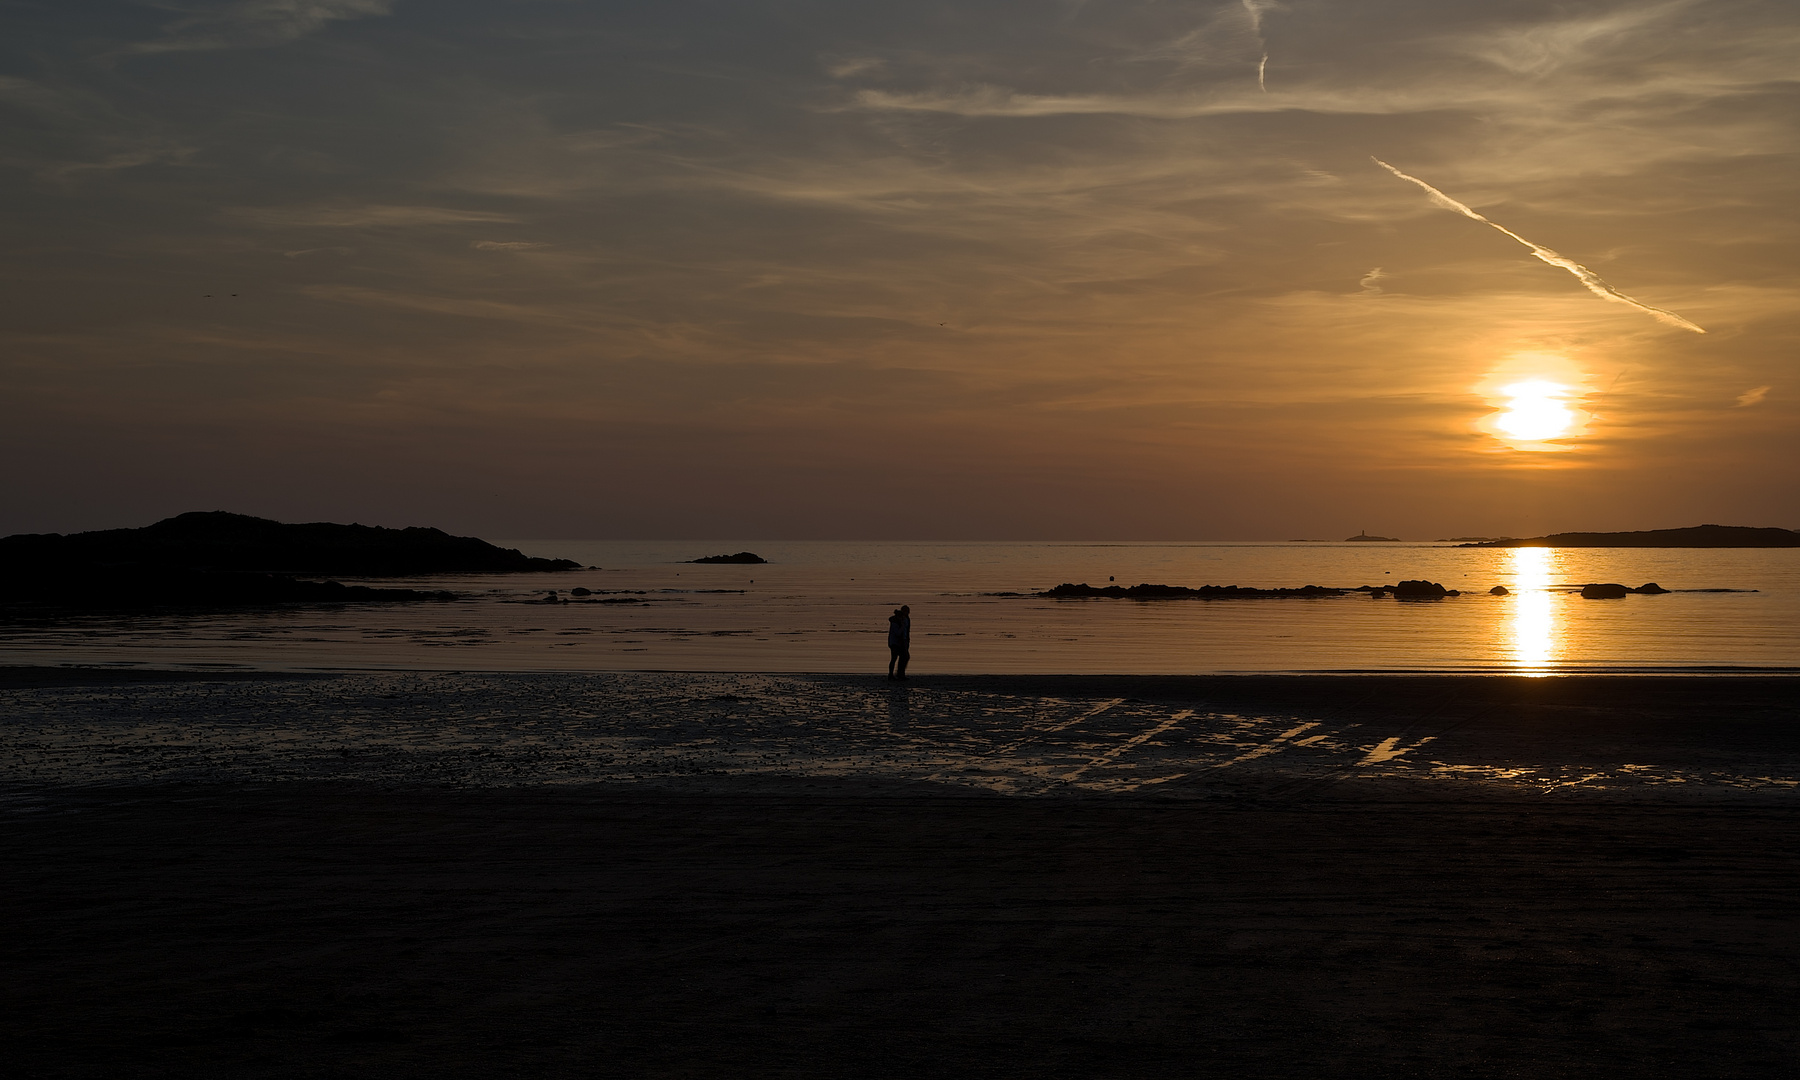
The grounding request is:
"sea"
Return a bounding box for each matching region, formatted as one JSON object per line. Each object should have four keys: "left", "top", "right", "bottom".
{"left": 2, "top": 541, "right": 1796, "bottom": 675}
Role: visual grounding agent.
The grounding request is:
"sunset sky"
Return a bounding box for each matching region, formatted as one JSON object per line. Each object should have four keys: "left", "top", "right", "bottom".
{"left": 2, "top": 0, "right": 1796, "bottom": 539}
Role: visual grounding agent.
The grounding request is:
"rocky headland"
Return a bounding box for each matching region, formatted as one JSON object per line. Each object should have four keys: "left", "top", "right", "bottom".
{"left": 0, "top": 511, "right": 578, "bottom": 612}
{"left": 1462, "top": 525, "right": 1800, "bottom": 548}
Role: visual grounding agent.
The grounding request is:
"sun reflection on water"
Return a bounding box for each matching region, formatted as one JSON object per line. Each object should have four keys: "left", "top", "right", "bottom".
{"left": 1509, "top": 547, "right": 1559, "bottom": 673}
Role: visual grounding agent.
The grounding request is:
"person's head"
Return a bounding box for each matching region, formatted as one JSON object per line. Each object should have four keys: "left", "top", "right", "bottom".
{"left": 899, "top": 605, "right": 909, "bottom": 615}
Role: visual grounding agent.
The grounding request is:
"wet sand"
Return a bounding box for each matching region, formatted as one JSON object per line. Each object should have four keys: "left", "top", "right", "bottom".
{"left": 3, "top": 670, "right": 1799, "bottom": 1077}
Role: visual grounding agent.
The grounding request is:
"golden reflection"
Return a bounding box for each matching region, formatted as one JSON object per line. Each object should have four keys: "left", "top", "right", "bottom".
{"left": 1509, "top": 547, "right": 1559, "bottom": 673}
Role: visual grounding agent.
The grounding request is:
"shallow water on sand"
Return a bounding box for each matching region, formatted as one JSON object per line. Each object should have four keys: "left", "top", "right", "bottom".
{"left": 3, "top": 672, "right": 1795, "bottom": 798}
{"left": 2, "top": 541, "right": 1796, "bottom": 674}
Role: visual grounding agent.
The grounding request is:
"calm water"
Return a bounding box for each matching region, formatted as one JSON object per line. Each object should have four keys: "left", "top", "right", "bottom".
{"left": 2, "top": 541, "right": 1796, "bottom": 674}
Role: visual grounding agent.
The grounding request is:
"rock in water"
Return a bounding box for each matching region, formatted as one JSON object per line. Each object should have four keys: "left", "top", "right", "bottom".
{"left": 1392, "top": 579, "right": 1448, "bottom": 598}
{"left": 1489, "top": 585, "right": 1510, "bottom": 596}
{"left": 1580, "top": 583, "right": 1631, "bottom": 599}
{"left": 689, "top": 552, "right": 767, "bottom": 564}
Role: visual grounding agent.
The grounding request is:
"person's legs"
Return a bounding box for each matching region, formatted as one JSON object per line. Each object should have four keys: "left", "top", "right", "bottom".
{"left": 896, "top": 648, "right": 909, "bottom": 679}
{"left": 888, "top": 648, "right": 899, "bottom": 679}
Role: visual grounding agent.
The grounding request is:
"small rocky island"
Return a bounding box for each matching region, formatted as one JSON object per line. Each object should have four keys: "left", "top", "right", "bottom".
{"left": 689, "top": 552, "right": 767, "bottom": 564}
{"left": 1462, "top": 525, "right": 1799, "bottom": 548}
{"left": 1344, "top": 532, "right": 1399, "bottom": 542}
{"left": 0, "top": 511, "right": 579, "bottom": 612}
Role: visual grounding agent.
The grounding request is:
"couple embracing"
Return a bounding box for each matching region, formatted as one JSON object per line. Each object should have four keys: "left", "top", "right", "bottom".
{"left": 886, "top": 605, "right": 910, "bottom": 680}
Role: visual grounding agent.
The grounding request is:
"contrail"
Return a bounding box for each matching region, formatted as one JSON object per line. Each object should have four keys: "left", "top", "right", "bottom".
{"left": 1243, "top": 0, "right": 1271, "bottom": 91}
{"left": 1241, "top": 0, "right": 1271, "bottom": 34}
{"left": 1372, "top": 157, "right": 1705, "bottom": 334}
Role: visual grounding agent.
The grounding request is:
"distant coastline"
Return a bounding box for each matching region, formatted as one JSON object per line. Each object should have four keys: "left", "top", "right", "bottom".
{"left": 1460, "top": 525, "right": 1800, "bottom": 548}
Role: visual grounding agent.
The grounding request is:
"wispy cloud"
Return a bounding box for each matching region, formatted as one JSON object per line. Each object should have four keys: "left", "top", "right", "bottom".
{"left": 472, "top": 240, "right": 548, "bottom": 251}
{"left": 1460, "top": 1, "right": 1695, "bottom": 76}
{"left": 128, "top": 0, "right": 394, "bottom": 54}
{"left": 823, "top": 56, "right": 886, "bottom": 79}
{"left": 1359, "top": 267, "right": 1386, "bottom": 295}
{"left": 227, "top": 204, "right": 520, "bottom": 228}
{"left": 1373, "top": 158, "right": 1705, "bottom": 334}
{"left": 1124, "top": 0, "right": 1275, "bottom": 89}
{"left": 0, "top": 76, "right": 195, "bottom": 179}
{"left": 1737, "top": 385, "right": 1771, "bottom": 407}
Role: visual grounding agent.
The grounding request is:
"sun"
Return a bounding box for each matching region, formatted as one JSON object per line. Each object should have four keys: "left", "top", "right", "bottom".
{"left": 1474, "top": 352, "right": 1593, "bottom": 452}
{"left": 1495, "top": 380, "right": 1576, "bottom": 441}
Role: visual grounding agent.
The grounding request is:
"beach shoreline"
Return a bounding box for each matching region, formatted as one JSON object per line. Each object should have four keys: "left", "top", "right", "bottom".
{"left": 4, "top": 667, "right": 1797, "bottom": 1076}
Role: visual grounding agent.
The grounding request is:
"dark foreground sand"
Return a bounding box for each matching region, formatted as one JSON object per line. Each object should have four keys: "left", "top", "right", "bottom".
{"left": 3, "top": 670, "right": 1798, "bottom": 1078}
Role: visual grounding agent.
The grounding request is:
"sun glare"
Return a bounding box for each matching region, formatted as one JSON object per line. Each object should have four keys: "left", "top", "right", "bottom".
{"left": 1495, "top": 380, "right": 1576, "bottom": 442}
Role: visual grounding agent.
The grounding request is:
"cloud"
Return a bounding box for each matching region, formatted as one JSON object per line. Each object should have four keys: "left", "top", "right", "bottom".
{"left": 1461, "top": 2, "right": 1695, "bottom": 76}
{"left": 848, "top": 85, "right": 1272, "bottom": 119}
{"left": 1119, "top": 0, "right": 1275, "bottom": 85}
{"left": 823, "top": 56, "right": 886, "bottom": 79}
{"left": 472, "top": 241, "right": 548, "bottom": 251}
{"left": 1737, "top": 385, "right": 1771, "bottom": 407}
{"left": 1373, "top": 158, "right": 1706, "bottom": 333}
{"left": 127, "top": 0, "right": 394, "bottom": 54}
{"left": 226, "top": 204, "right": 521, "bottom": 228}
{"left": 0, "top": 76, "right": 196, "bottom": 179}
{"left": 1359, "top": 268, "right": 1386, "bottom": 295}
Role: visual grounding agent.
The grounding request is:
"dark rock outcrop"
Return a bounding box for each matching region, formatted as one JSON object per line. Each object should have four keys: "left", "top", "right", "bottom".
{"left": 1392, "top": 579, "right": 1448, "bottom": 599}
{"left": 1345, "top": 532, "right": 1400, "bottom": 542}
{"left": 1575, "top": 583, "right": 1672, "bottom": 599}
{"left": 0, "top": 511, "right": 573, "bottom": 613}
{"left": 1463, "top": 525, "right": 1800, "bottom": 548}
{"left": 689, "top": 552, "right": 767, "bottom": 564}
{"left": 0, "top": 511, "right": 579, "bottom": 575}
{"left": 1489, "top": 585, "right": 1510, "bottom": 595}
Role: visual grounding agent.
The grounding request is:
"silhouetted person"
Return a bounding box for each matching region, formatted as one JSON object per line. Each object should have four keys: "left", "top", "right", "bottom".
{"left": 887, "top": 605, "right": 910, "bottom": 680}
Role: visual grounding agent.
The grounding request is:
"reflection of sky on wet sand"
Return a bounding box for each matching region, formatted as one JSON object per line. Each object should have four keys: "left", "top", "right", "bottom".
{"left": 4, "top": 672, "right": 1796, "bottom": 799}
{"left": 1509, "top": 547, "right": 1559, "bottom": 674}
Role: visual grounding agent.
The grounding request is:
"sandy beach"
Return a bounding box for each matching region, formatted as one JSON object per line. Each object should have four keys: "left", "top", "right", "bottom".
{"left": 4, "top": 669, "right": 1799, "bottom": 1077}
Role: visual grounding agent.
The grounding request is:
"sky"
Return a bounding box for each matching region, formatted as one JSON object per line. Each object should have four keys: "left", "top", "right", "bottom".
{"left": 2, "top": 0, "right": 1796, "bottom": 540}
